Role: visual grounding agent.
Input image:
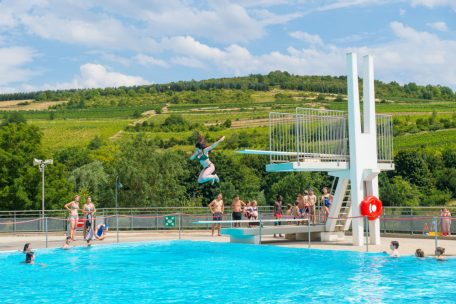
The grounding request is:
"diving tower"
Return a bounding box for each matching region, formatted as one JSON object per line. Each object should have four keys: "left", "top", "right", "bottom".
{"left": 238, "top": 53, "right": 394, "bottom": 246}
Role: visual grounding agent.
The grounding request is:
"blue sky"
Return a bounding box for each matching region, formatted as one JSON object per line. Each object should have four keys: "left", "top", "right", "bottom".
{"left": 0, "top": 0, "right": 455, "bottom": 93}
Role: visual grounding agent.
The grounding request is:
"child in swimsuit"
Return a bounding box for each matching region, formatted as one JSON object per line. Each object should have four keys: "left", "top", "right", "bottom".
{"left": 95, "top": 224, "right": 109, "bottom": 240}
{"left": 62, "top": 236, "right": 72, "bottom": 249}
{"left": 384, "top": 241, "right": 400, "bottom": 257}
{"left": 23, "top": 243, "right": 35, "bottom": 264}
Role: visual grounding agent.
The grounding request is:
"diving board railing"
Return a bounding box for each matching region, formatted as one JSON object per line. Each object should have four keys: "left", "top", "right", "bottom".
{"left": 268, "top": 108, "right": 393, "bottom": 164}
{"left": 376, "top": 113, "right": 393, "bottom": 163}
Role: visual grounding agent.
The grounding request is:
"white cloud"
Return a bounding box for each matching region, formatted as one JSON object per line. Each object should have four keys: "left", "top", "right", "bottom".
{"left": 171, "top": 57, "right": 207, "bottom": 69}
{"left": 411, "top": 0, "right": 456, "bottom": 10}
{"left": 314, "top": 0, "right": 394, "bottom": 12}
{"left": 19, "top": 13, "right": 157, "bottom": 51}
{"left": 160, "top": 36, "right": 225, "bottom": 60}
{"left": 161, "top": 23, "right": 456, "bottom": 88}
{"left": 134, "top": 54, "right": 168, "bottom": 68}
{"left": 0, "top": 47, "right": 38, "bottom": 86}
{"left": 98, "top": 53, "right": 132, "bottom": 67}
{"left": 252, "top": 9, "right": 302, "bottom": 25}
{"left": 40, "top": 64, "right": 149, "bottom": 90}
{"left": 140, "top": 1, "right": 264, "bottom": 43}
{"left": 289, "top": 31, "right": 323, "bottom": 46}
{"left": 426, "top": 21, "right": 448, "bottom": 31}
{"left": 399, "top": 8, "right": 406, "bottom": 15}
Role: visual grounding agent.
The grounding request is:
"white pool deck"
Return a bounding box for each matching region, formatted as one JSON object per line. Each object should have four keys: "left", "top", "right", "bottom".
{"left": 1, "top": 230, "right": 455, "bottom": 257}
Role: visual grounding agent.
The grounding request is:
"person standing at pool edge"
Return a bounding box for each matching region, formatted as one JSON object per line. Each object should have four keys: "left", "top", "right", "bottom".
{"left": 231, "top": 195, "right": 245, "bottom": 227}
{"left": 274, "top": 195, "right": 283, "bottom": 238}
{"left": 441, "top": 208, "right": 451, "bottom": 236}
{"left": 82, "top": 197, "right": 96, "bottom": 239}
{"left": 308, "top": 189, "right": 317, "bottom": 224}
{"left": 321, "top": 187, "right": 333, "bottom": 222}
{"left": 209, "top": 193, "right": 224, "bottom": 236}
{"left": 190, "top": 134, "right": 225, "bottom": 185}
{"left": 65, "top": 195, "right": 80, "bottom": 241}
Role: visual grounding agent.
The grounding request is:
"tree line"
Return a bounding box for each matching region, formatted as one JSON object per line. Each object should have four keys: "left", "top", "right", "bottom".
{"left": 1, "top": 71, "right": 455, "bottom": 103}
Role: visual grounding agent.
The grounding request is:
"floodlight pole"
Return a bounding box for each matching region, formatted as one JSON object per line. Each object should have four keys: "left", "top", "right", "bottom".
{"left": 116, "top": 175, "right": 119, "bottom": 243}
{"left": 41, "top": 164, "right": 45, "bottom": 219}
{"left": 33, "top": 159, "right": 53, "bottom": 230}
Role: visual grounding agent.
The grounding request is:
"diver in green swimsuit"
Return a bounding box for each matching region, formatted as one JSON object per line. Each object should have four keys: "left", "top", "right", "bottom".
{"left": 190, "top": 135, "right": 225, "bottom": 184}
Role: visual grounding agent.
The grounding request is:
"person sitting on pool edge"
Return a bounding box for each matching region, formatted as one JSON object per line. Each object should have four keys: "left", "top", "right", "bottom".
{"left": 95, "top": 223, "right": 109, "bottom": 240}
{"left": 23, "top": 243, "right": 35, "bottom": 264}
{"left": 384, "top": 241, "right": 400, "bottom": 257}
{"left": 435, "top": 247, "right": 446, "bottom": 261}
{"left": 415, "top": 249, "right": 425, "bottom": 258}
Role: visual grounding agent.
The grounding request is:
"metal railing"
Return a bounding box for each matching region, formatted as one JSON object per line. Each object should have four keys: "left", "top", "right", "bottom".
{"left": 295, "top": 108, "right": 348, "bottom": 163}
{"left": 268, "top": 108, "right": 394, "bottom": 164}
{"left": 0, "top": 206, "right": 453, "bottom": 234}
{"left": 376, "top": 113, "right": 393, "bottom": 163}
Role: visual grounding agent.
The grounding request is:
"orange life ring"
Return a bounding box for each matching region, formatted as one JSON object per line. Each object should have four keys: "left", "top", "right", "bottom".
{"left": 360, "top": 196, "right": 382, "bottom": 220}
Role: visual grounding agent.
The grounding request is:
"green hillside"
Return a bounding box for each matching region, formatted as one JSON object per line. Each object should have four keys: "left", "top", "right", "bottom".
{"left": 0, "top": 72, "right": 455, "bottom": 210}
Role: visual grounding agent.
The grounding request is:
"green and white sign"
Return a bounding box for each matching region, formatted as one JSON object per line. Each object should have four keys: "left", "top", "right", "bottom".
{"left": 164, "top": 216, "right": 176, "bottom": 227}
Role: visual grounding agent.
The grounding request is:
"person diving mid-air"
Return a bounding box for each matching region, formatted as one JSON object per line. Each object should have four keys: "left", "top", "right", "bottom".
{"left": 190, "top": 135, "right": 225, "bottom": 185}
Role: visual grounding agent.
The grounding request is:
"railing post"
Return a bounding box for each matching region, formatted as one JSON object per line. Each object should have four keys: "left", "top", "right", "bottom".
{"left": 130, "top": 209, "right": 133, "bottom": 231}
{"left": 45, "top": 217, "right": 48, "bottom": 248}
{"left": 433, "top": 216, "right": 438, "bottom": 252}
{"left": 178, "top": 212, "right": 181, "bottom": 240}
{"left": 156, "top": 209, "right": 158, "bottom": 230}
{"left": 13, "top": 211, "right": 16, "bottom": 233}
{"left": 410, "top": 208, "right": 413, "bottom": 235}
{"left": 116, "top": 213, "right": 119, "bottom": 243}
{"left": 365, "top": 216, "right": 369, "bottom": 252}
{"left": 259, "top": 217, "right": 262, "bottom": 245}
{"left": 308, "top": 217, "right": 311, "bottom": 249}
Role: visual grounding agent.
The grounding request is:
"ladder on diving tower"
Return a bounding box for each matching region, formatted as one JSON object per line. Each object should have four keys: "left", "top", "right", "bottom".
{"left": 326, "top": 178, "right": 352, "bottom": 233}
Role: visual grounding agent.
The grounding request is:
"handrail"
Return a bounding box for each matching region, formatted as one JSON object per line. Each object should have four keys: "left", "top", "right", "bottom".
{"left": 0, "top": 205, "right": 453, "bottom": 215}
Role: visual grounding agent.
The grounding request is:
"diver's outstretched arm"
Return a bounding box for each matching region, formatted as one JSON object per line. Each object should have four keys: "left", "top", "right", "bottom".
{"left": 189, "top": 150, "right": 199, "bottom": 160}
{"left": 204, "top": 136, "right": 225, "bottom": 153}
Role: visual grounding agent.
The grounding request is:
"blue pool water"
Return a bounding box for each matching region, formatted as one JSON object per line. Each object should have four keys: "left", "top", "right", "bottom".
{"left": 1, "top": 241, "right": 455, "bottom": 303}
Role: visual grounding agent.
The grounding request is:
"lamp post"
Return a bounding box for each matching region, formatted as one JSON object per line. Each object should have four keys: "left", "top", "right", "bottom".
{"left": 33, "top": 158, "right": 53, "bottom": 221}
{"left": 115, "top": 176, "right": 123, "bottom": 243}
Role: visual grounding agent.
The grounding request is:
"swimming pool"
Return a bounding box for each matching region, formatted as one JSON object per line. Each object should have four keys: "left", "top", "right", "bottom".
{"left": 0, "top": 241, "right": 455, "bottom": 303}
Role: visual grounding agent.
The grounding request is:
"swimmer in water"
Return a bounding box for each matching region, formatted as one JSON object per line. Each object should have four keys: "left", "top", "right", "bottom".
{"left": 415, "top": 249, "right": 425, "bottom": 258}
{"left": 435, "top": 247, "right": 446, "bottom": 261}
{"left": 384, "top": 241, "right": 400, "bottom": 257}
{"left": 23, "top": 243, "right": 35, "bottom": 264}
{"left": 190, "top": 134, "right": 225, "bottom": 185}
{"left": 63, "top": 236, "right": 72, "bottom": 250}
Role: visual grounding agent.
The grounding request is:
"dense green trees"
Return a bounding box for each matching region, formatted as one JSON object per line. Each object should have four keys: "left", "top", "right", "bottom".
{"left": 380, "top": 148, "right": 455, "bottom": 206}
{"left": 112, "top": 137, "right": 188, "bottom": 207}
{"left": 0, "top": 114, "right": 73, "bottom": 210}
{"left": 1, "top": 72, "right": 454, "bottom": 105}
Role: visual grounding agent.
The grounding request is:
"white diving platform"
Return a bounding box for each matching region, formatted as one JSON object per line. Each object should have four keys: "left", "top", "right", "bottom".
{"left": 237, "top": 150, "right": 394, "bottom": 172}
{"left": 221, "top": 224, "right": 333, "bottom": 244}
{"left": 193, "top": 219, "right": 344, "bottom": 244}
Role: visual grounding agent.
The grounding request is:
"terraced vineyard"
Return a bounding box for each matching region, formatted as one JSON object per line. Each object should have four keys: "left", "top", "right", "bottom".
{"left": 1, "top": 86, "right": 455, "bottom": 155}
